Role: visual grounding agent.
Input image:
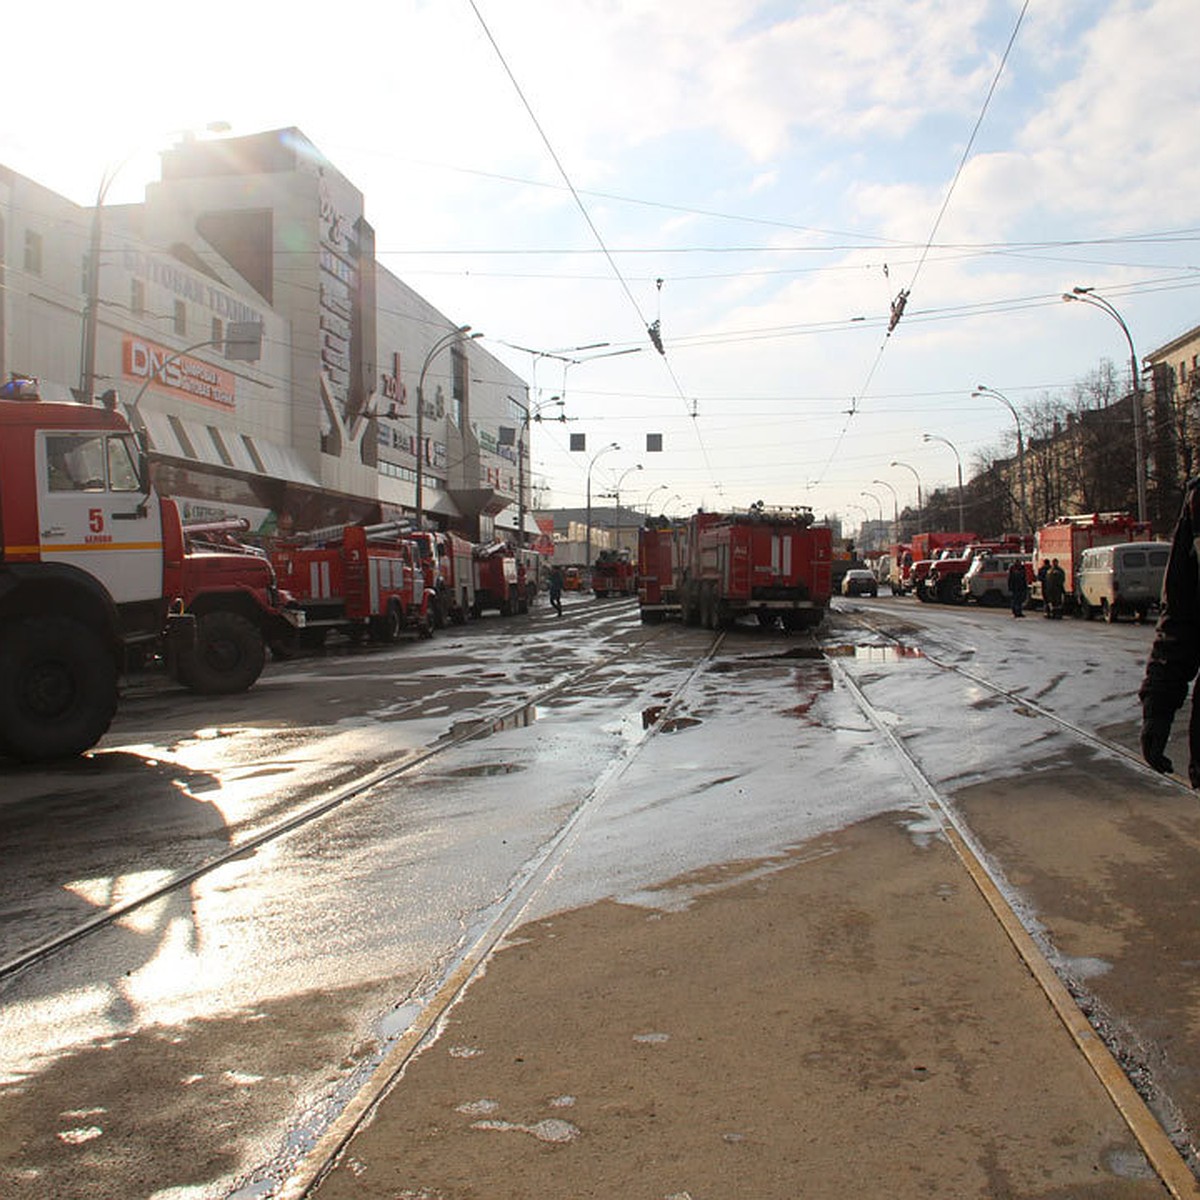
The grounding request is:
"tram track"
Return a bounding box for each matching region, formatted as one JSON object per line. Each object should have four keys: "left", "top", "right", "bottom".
{"left": 827, "top": 614, "right": 1200, "bottom": 1198}
{"left": 265, "top": 628, "right": 726, "bottom": 1198}
{"left": 0, "top": 620, "right": 712, "bottom": 987}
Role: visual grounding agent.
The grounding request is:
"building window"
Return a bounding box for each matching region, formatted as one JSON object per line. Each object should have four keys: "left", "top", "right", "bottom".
{"left": 174, "top": 299, "right": 186, "bottom": 337}
{"left": 212, "top": 316, "right": 223, "bottom": 350}
{"left": 131, "top": 279, "right": 145, "bottom": 316}
{"left": 207, "top": 426, "right": 233, "bottom": 467}
{"left": 168, "top": 415, "right": 197, "bottom": 459}
{"left": 241, "top": 435, "right": 266, "bottom": 473}
{"left": 24, "top": 230, "right": 42, "bottom": 276}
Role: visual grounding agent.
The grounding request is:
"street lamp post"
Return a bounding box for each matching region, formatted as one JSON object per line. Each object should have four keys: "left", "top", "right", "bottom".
{"left": 416, "top": 326, "right": 481, "bottom": 529}
{"left": 643, "top": 484, "right": 669, "bottom": 514}
{"left": 507, "top": 394, "right": 565, "bottom": 552}
{"left": 922, "top": 433, "right": 964, "bottom": 532}
{"left": 1062, "top": 286, "right": 1147, "bottom": 524}
{"left": 890, "top": 461, "right": 923, "bottom": 534}
{"left": 973, "top": 385, "right": 1029, "bottom": 536}
{"left": 80, "top": 123, "right": 231, "bottom": 403}
{"left": 871, "top": 478, "right": 899, "bottom": 540}
{"left": 585, "top": 442, "right": 620, "bottom": 565}
{"left": 859, "top": 491, "right": 883, "bottom": 552}
{"left": 848, "top": 503, "right": 870, "bottom": 547}
{"left": 611, "top": 464, "right": 643, "bottom": 554}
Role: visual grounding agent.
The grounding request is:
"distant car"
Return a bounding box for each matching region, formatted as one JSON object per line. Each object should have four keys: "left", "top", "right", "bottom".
{"left": 842, "top": 568, "right": 878, "bottom": 597}
{"left": 562, "top": 567, "right": 583, "bottom": 591}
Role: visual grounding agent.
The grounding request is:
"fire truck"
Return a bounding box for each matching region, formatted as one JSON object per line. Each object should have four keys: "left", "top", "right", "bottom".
{"left": 925, "top": 536, "right": 1029, "bottom": 604}
{"left": 908, "top": 532, "right": 977, "bottom": 601}
{"left": 637, "top": 520, "right": 687, "bottom": 622}
{"left": 471, "top": 541, "right": 527, "bottom": 617}
{"left": 0, "top": 378, "right": 303, "bottom": 760}
{"left": 592, "top": 549, "right": 637, "bottom": 598}
{"left": 1031, "top": 513, "right": 1153, "bottom": 612}
{"left": 268, "top": 522, "right": 434, "bottom": 644}
{"left": 407, "top": 529, "right": 476, "bottom": 626}
{"left": 680, "top": 505, "right": 833, "bottom": 630}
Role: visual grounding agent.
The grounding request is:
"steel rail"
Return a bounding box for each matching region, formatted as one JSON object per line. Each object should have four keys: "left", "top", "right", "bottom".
{"left": 826, "top": 631, "right": 1200, "bottom": 1198}
{"left": 0, "top": 621, "right": 672, "bottom": 985}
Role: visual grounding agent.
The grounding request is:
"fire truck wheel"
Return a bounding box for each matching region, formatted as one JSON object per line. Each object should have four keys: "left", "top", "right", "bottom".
{"left": 174, "top": 611, "right": 266, "bottom": 694}
{"left": 0, "top": 616, "right": 119, "bottom": 760}
{"left": 371, "top": 603, "right": 403, "bottom": 644}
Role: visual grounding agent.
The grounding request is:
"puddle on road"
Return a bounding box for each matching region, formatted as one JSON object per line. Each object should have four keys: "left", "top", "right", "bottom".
{"left": 824, "top": 644, "right": 925, "bottom": 662}
{"left": 641, "top": 705, "right": 703, "bottom": 732}
{"left": 443, "top": 762, "right": 525, "bottom": 777}
{"left": 444, "top": 704, "right": 542, "bottom": 743}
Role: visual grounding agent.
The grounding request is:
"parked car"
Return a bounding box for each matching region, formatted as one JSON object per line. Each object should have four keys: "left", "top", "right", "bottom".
{"left": 842, "top": 568, "right": 878, "bottom": 597}
{"left": 1077, "top": 541, "right": 1170, "bottom": 623}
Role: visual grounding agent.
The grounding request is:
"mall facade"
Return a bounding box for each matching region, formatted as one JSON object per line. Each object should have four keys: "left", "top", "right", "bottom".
{"left": 0, "top": 128, "right": 530, "bottom": 539}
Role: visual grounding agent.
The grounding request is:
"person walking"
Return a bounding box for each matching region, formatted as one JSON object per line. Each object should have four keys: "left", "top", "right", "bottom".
{"left": 1141, "top": 480, "right": 1200, "bottom": 783}
{"left": 1007, "top": 559, "right": 1028, "bottom": 618}
{"left": 548, "top": 564, "right": 564, "bottom": 617}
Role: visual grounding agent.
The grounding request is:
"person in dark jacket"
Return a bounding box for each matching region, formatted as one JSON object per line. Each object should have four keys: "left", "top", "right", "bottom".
{"left": 1007, "top": 560, "right": 1028, "bottom": 617}
{"left": 1140, "top": 480, "right": 1200, "bottom": 783}
{"left": 1043, "top": 558, "right": 1066, "bottom": 619}
{"left": 548, "top": 565, "right": 564, "bottom": 617}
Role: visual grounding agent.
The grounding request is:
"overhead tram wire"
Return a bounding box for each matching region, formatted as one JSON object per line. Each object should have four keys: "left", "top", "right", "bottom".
{"left": 465, "top": 0, "right": 722, "bottom": 498}
{"left": 808, "top": 0, "right": 1031, "bottom": 491}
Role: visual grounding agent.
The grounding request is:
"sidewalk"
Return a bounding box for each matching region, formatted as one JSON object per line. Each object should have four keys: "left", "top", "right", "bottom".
{"left": 305, "top": 810, "right": 1171, "bottom": 1199}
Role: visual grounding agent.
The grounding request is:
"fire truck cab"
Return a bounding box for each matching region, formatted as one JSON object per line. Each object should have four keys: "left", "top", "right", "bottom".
{"left": 0, "top": 378, "right": 302, "bottom": 760}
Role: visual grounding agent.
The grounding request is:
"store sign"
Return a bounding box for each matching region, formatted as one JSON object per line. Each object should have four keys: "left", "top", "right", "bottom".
{"left": 123, "top": 337, "right": 236, "bottom": 409}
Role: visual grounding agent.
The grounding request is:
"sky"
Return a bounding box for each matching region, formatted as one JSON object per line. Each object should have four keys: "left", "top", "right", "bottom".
{"left": 6, "top": 0, "right": 1200, "bottom": 532}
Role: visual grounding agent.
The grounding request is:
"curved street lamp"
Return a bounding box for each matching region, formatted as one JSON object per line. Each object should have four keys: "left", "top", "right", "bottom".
{"left": 416, "top": 326, "right": 482, "bottom": 528}
{"left": 611, "top": 464, "right": 643, "bottom": 553}
{"left": 585, "top": 442, "right": 620, "bottom": 564}
{"left": 922, "top": 433, "right": 964, "bottom": 533}
{"left": 871, "top": 478, "right": 899, "bottom": 537}
{"left": 848, "top": 503, "right": 871, "bottom": 545}
{"left": 890, "top": 460, "right": 923, "bottom": 534}
{"left": 973, "top": 385, "right": 1029, "bottom": 536}
{"left": 1062, "top": 287, "right": 1147, "bottom": 524}
{"left": 643, "top": 483, "right": 669, "bottom": 514}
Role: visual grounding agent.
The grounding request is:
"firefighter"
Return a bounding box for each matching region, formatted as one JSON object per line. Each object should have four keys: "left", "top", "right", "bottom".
{"left": 1007, "top": 559, "right": 1028, "bottom": 618}
{"left": 1043, "top": 558, "right": 1066, "bottom": 619}
{"left": 1140, "top": 479, "right": 1200, "bottom": 783}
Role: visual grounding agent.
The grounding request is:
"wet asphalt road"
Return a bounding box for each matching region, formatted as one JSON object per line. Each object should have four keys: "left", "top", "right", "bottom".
{"left": 1, "top": 592, "right": 1195, "bottom": 1198}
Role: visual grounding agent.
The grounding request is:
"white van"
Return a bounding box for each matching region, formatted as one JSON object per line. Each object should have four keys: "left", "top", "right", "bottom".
{"left": 961, "top": 553, "right": 1029, "bottom": 606}
{"left": 1076, "top": 541, "right": 1170, "bottom": 623}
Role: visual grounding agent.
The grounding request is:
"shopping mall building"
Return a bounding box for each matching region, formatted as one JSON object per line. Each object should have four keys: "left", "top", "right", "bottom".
{"left": 0, "top": 128, "right": 531, "bottom": 539}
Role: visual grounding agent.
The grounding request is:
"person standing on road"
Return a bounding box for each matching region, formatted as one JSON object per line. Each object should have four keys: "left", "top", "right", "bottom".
{"left": 1007, "top": 559, "right": 1028, "bottom": 618}
{"left": 548, "top": 564, "right": 564, "bottom": 617}
{"left": 1044, "top": 558, "right": 1066, "bottom": 619}
{"left": 1141, "top": 481, "right": 1200, "bottom": 784}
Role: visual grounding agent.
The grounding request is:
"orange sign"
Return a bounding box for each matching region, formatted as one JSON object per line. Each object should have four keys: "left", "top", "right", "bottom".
{"left": 123, "top": 337, "right": 236, "bottom": 409}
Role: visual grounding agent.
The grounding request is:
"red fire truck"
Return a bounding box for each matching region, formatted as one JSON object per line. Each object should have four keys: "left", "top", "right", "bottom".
{"left": 407, "top": 529, "right": 476, "bottom": 626}
{"left": 592, "top": 549, "right": 637, "bottom": 598}
{"left": 908, "top": 532, "right": 977, "bottom": 601}
{"left": 269, "top": 522, "right": 434, "bottom": 644}
{"left": 638, "top": 520, "right": 686, "bottom": 621}
{"left": 680, "top": 505, "right": 833, "bottom": 630}
{"left": 472, "top": 541, "right": 527, "bottom": 617}
{"left": 1031, "top": 513, "right": 1153, "bottom": 612}
{"left": 0, "top": 378, "right": 303, "bottom": 760}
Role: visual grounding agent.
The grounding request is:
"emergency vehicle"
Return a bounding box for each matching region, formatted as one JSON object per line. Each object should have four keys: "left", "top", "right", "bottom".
{"left": 637, "top": 520, "right": 687, "bottom": 621}
{"left": 680, "top": 505, "right": 833, "bottom": 630}
{"left": 407, "top": 529, "right": 475, "bottom": 626}
{"left": 1031, "top": 513, "right": 1153, "bottom": 613}
{"left": 0, "top": 377, "right": 303, "bottom": 760}
{"left": 472, "top": 541, "right": 526, "bottom": 617}
{"left": 592, "top": 548, "right": 637, "bottom": 598}
{"left": 268, "top": 521, "right": 434, "bottom": 644}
